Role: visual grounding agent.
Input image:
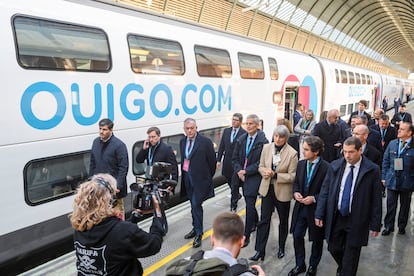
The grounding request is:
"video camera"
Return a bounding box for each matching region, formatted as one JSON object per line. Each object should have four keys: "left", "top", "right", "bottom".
{"left": 130, "top": 162, "right": 177, "bottom": 211}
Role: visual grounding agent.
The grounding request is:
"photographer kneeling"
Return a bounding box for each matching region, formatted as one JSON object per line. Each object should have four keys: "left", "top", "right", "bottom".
{"left": 70, "top": 173, "right": 164, "bottom": 276}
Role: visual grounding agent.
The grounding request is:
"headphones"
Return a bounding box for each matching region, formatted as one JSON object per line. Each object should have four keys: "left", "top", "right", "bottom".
{"left": 91, "top": 176, "right": 118, "bottom": 208}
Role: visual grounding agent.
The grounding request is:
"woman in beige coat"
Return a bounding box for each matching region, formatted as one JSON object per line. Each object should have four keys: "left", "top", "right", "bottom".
{"left": 250, "top": 125, "right": 298, "bottom": 261}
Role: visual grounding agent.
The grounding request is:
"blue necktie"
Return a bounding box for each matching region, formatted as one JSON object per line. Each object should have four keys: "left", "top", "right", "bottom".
{"left": 340, "top": 165, "right": 354, "bottom": 216}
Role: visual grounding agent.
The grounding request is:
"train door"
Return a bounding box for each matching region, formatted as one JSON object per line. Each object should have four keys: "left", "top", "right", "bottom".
{"left": 283, "top": 81, "right": 303, "bottom": 123}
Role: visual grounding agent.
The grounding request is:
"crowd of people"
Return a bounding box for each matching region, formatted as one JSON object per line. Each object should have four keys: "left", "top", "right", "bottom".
{"left": 69, "top": 96, "right": 414, "bottom": 275}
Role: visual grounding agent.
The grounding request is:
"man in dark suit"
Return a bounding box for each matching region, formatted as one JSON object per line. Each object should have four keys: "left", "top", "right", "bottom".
{"left": 312, "top": 109, "right": 343, "bottom": 162}
{"left": 391, "top": 104, "right": 412, "bottom": 130}
{"left": 370, "top": 114, "right": 397, "bottom": 153}
{"left": 232, "top": 114, "right": 268, "bottom": 247}
{"left": 216, "top": 113, "right": 246, "bottom": 211}
{"left": 347, "top": 99, "right": 372, "bottom": 126}
{"left": 294, "top": 103, "right": 304, "bottom": 127}
{"left": 315, "top": 137, "right": 382, "bottom": 276}
{"left": 288, "top": 136, "right": 329, "bottom": 276}
{"left": 180, "top": 118, "right": 216, "bottom": 248}
{"left": 135, "top": 126, "right": 178, "bottom": 181}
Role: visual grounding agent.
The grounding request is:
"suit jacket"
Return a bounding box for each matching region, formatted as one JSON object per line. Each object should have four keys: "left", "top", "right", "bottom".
{"left": 363, "top": 143, "right": 382, "bottom": 168}
{"left": 216, "top": 127, "right": 246, "bottom": 179}
{"left": 232, "top": 130, "right": 268, "bottom": 197}
{"left": 258, "top": 143, "right": 298, "bottom": 202}
{"left": 315, "top": 156, "right": 382, "bottom": 247}
{"left": 179, "top": 133, "right": 216, "bottom": 204}
{"left": 367, "top": 128, "right": 382, "bottom": 152}
{"left": 382, "top": 138, "right": 414, "bottom": 191}
{"left": 312, "top": 121, "right": 344, "bottom": 162}
{"left": 391, "top": 112, "right": 413, "bottom": 129}
{"left": 290, "top": 158, "right": 329, "bottom": 241}
{"left": 347, "top": 111, "right": 372, "bottom": 125}
{"left": 370, "top": 125, "right": 397, "bottom": 153}
{"left": 135, "top": 141, "right": 178, "bottom": 181}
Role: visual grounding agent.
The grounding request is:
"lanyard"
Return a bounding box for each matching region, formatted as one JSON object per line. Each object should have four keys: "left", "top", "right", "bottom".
{"left": 147, "top": 143, "right": 159, "bottom": 166}
{"left": 398, "top": 140, "right": 407, "bottom": 157}
{"left": 400, "top": 113, "right": 406, "bottom": 121}
{"left": 245, "top": 137, "right": 254, "bottom": 156}
{"left": 380, "top": 128, "right": 387, "bottom": 141}
{"left": 185, "top": 139, "right": 194, "bottom": 158}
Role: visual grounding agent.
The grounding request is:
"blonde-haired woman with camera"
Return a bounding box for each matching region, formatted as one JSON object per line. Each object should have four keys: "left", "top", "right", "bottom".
{"left": 70, "top": 173, "right": 164, "bottom": 276}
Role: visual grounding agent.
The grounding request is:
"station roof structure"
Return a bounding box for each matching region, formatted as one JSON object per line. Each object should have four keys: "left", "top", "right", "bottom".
{"left": 108, "top": 0, "right": 414, "bottom": 78}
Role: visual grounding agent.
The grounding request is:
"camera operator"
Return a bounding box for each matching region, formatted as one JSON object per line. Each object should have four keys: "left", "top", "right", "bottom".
{"left": 136, "top": 127, "right": 178, "bottom": 182}
{"left": 70, "top": 173, "right": 164, "bottom": 276}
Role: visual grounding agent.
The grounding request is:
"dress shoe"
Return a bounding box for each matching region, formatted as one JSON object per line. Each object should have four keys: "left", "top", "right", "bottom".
{"left": 249, "top": 251, "right": 265, "bottom": 261}
{"left": 193, "top": 235, "right": 202, "bottom": 248}
{"left": 242, "top": 237, "right": 250, "bottom": 248}
{"left": 230, "top": 205, "right": 237, "bottom": 212}
{"left": 306, "top": 265, "right": 317, "bottom": 276}
{"left": 184, "top": 230, "right": 196, "bottom": 239}
{"left": 277, "top": 248, "right": 285, "bottom": 259}
{"left": 381, "top": 228, "right": 393, "bottom": 236}
{"left": 288, "top": 264, "right": 306, "bottom": 276}
{"left": 398, "top": 228, "right": 406, "bottom": 235}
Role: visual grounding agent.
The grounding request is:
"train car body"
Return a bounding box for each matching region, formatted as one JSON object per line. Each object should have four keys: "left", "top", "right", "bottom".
{"left": 1, "top": 0, "right": 413, "bottom": 273}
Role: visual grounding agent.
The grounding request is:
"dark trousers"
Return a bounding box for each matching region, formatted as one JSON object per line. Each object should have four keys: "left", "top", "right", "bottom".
{"left": 293, "top": 207, "right": 323, "bottom": 267}
{"left": 384, "top": 189, "right": 413, "bottom": 231}
{"left": 328, "top": 214, "right": 361, "bottom": 276}
{"left": 254, "top": 186, "right": 290, "bottom": 253}
{"left": 230, "top": 174, "right": 242, "bottom": 209}
{"left": 244, "top": 195, "right": 258, "bottom": 239}
{"left": 183, "top": 173, "right": 203, "bottom": 235}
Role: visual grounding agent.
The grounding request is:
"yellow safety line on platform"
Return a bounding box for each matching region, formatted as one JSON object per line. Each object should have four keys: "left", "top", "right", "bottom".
{"left": 143, "top": 198, "right": 261, "bottom": 275}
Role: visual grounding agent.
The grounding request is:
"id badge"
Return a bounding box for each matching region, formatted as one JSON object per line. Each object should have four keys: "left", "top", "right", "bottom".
{"left": 183, "top": 159, "right": 190, "bottom": 172}
{"left": 243, "top": 158, "right": 248, "bottom": 169}
{"left": 148, "top": 165, "right": 153, "bottom": 176}
{"left": 394, "top": 158, "right": 403, "bottom": 170}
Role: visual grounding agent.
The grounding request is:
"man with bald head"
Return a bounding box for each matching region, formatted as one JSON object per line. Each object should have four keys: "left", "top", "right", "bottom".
{"left": 352, "top": 125, "right": 382, "bottom": 168}
{"left": 312, "top": 109, "right": 344, "bottom": 162}
{"left": 354, "top": 115, "right": 382, "bottom": 152}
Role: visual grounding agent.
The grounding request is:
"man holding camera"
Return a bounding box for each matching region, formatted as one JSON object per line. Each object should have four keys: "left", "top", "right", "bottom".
{"left": 136, "top": 126, "right": 178, "bottom": 181}
{"left": 180, "top": 118, "right": 216, "bottom": 248}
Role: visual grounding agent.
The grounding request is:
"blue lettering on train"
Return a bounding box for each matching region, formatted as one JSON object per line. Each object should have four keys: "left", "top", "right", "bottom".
{"left": 20, "top": 81, "right": 232, "bottom": 129}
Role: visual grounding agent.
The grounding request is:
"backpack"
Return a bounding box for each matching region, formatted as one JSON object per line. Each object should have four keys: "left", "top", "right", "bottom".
{"left": 165, "top": 250, "right": 255, "bottom": 276}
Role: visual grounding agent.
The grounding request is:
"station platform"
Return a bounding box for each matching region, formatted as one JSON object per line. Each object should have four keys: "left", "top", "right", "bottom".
{"left": 20, "top": 183, "right": 414, "bottom": 276}
{"left": 20, "top": 101, "right": 414, "bottom": 276}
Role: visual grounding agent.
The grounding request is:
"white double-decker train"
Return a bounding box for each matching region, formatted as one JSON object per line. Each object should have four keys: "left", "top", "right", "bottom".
{"left": 1, "top": 0, "right": 413, "bottom": 273}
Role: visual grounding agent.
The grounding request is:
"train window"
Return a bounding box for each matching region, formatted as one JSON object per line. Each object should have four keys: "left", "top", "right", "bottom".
{"left": 335, "top": 69, "right": 340, "bottom": 83}
{"left": 340, "top": 70, "right": 348, "bottom": 83}
{"left": 128, "top": 35, "right": 185, "bottom": 75}
{"left": 361, "top": 74, "right": 366, "bottom": 84}
{"left": 349, "top": 72, "right": 355, "bottom": 84}
{"left": 238, "top": 53, "right": 264, "bottom": 79}
{"left": 13, "top": 16, "right": 111, "bottom": 71}
{"left": 368, "top": 75, "right": 372, "bottom": 85}
{"left": 339, "top": 105, "right": 346, "bottom": 116}
{"left": 268, "top": 58, "right": 279, "bottom": 80}
{"left": 199, "top": 127, "right": 226, "bottom": 152}
{"left": 355, "top": 73, "right": 361, "bottom": 84}
{"left": 348, "top": 103, "right": 353, "bottom": 114}
{"left": 194, "top": 45, "right": 232, "bottom": 78}
{"left": 24, "top": 152, "right": 90, "bottom": 205}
